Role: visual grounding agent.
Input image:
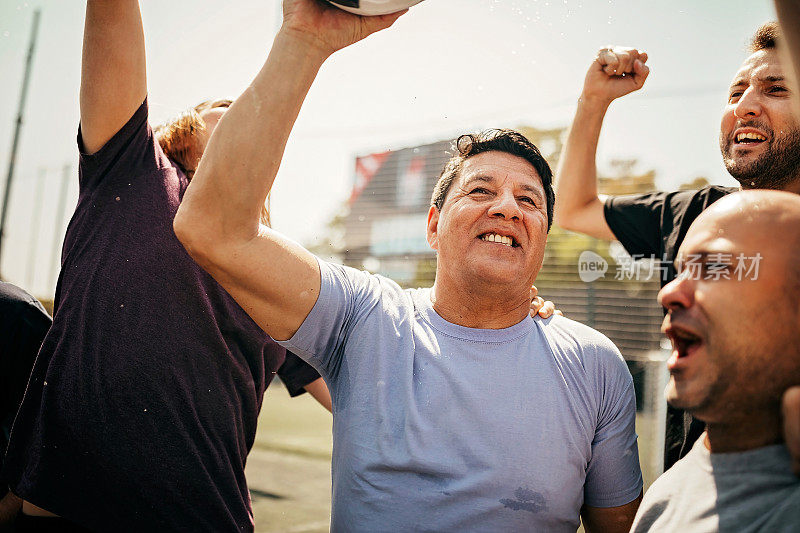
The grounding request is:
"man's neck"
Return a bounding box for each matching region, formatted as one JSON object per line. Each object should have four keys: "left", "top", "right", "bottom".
{"left": 704, "top": 411, "right": 783, "bottom": 454}
{"left": 737, "top": 176, "right": 800, "bottom": 195}
{"left": 430, "top": 276, "right": 531, "bottom": 329}
{"left": 781, "top": 178, "right": 800, "bottom": 195}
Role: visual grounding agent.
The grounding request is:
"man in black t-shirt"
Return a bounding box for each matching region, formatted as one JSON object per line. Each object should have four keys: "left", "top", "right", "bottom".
{"left": 554, "top": 22, "right": 800, "bottom": 471}
{"left": 0, "top": 282, "right": 50, "bottom": 527}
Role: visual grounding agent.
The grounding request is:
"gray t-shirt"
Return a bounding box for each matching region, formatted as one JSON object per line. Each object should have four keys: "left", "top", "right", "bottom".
{"left": 280, "top": 261, "right": 642, "bottom": 532}
{"left": 631, "top": 433, "right": 800, "bottom": 532}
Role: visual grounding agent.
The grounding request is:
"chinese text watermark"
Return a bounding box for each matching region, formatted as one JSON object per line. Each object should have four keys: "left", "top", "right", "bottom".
{"left": 578, "top": 252, "right": 762, "bottom": 283}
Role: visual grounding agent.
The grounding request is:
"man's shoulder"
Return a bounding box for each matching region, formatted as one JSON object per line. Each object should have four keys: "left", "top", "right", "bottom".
{"left": 608, "top": 185, "right": 736, "bottom": 210}
{"left": 0, "top": 282, "right": 48, "bottom": 318}
{"left": 663, "top": 185, "right": 736, "bottom": 209}
{"left": 538, "top": 315, "right": 624, "bottom": 371}
{"left": 761, "top": 485, "right": 800, "bottom": 531}
{"left": 540, "top": 315, "right": 618, "bottom": 352}
{"left": 320, "top": 260, "right": 415, "bottom": 315}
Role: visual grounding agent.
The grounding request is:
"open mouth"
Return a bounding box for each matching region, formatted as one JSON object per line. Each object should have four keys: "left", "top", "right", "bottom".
{"left": 734, "top": 131, "right": 767, "bottom": 146}
{"left": 666, "top": 326, "right": 703, "bottom": 359}
{"left": 479, "top": 232, "right": 519, "bottom": 248}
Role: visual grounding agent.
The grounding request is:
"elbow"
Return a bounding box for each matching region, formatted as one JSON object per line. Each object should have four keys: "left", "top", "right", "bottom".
{"left": 553, "top": 203, "right": 576, "bottom": 232}
{"left": 173, "top": 205, "right": 216, "bottom": 268}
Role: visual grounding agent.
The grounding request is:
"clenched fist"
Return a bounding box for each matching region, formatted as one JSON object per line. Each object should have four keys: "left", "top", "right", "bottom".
{"left": 581, "top": 46, "right": 650, "bottom": 108}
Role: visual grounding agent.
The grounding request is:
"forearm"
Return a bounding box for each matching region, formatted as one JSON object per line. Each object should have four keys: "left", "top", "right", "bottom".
{"left": 555, "top": 96, "right": 609, "bottom": 222}
{"left": 80, "top": 0, "right": 147, "bottom": 154}
{"left": 0, "top": 491, "right": 21, "bottom": 531}
{"left": 304, "top": 378, "right": 332, "bottom": 412}
{"left": 178, "top": 30, "right": 329, "bottom": 249}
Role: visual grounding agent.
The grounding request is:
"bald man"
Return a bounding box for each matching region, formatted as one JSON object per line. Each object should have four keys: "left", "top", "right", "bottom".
{"left": 630, "top": 190, "right": 800, "bottom": 531}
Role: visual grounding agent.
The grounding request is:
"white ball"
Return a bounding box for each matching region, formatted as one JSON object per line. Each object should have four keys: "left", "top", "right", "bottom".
{"left": 326, "top": 0, "right": 424, "bottom": 16}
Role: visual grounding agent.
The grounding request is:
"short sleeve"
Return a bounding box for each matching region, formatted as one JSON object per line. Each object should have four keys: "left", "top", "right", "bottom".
{"left": 276, "top": 259, "right": 382, "bottom": 380}
{"left": 604, "top": 187, "right": 736, "bottom": 265}
{"left": 583, "top": 347, "right": 643, "bottom": 508}
{"left": 603, "top": 192, "right": 670, "bottom": 258}
{"left": 277, "top": 351, "right": 322, "bottom": 397}
{"left": 77, "top": 98, "right": 161, "bottom": 193}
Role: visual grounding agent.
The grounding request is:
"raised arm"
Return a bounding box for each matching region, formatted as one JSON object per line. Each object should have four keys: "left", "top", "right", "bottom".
{"left": 80, "top": 0, "right": 147, "bottom": 155}
{"left": 554, "top": 47, "right": 649, "bottom": 240}
{"left": 174, "top": 0, "right": 405, "bottom": 341}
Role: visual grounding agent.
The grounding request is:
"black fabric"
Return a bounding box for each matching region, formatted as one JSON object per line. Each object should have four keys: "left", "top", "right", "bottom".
{"left": 0, "top": 283, "right": 51, "bottom": 499}
{"left": 603, "top": 185, "right": 736, "bottom": 470}
{"left": 279, "top": 351, "right": 322, "bottom": 397}
{"left": 13, "top": 513, "right": 90, "bottom": 533}
{"left": 2, "top": 99, "right": 320, "bottom": 533}
{"left": 604, "top": 186, "right": 736, "bottom": 287}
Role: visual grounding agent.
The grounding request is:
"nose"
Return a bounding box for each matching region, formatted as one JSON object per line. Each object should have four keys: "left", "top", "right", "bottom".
{"left": 489, "top": 189, "right": 523, "bottom": 221}
{"left": 658, "top": 271, "right": 694, "bottom": 312}
{"left": 733, "top": 87, "right": 762, "bottom": 120}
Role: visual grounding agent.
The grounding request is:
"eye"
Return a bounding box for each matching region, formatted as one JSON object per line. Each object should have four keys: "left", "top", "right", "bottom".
{"left": 700, "top": 261, "right": 732, "bottom": 279}
{"left": 469, "top": 187, "right": 491, "bottom": 195}
{"left": 728, "top": 91, "right": 743, "bottom": 103}
{"left": 768, "top": 85, "right": 788, "bottom": 95}
{"left": 518, "top": 196, "right": 537, "bottom": 206}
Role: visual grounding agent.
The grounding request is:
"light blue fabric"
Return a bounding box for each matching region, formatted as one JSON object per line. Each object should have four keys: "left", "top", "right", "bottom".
{"left": 280, "top": 260, "right": 642, "bottom": 532}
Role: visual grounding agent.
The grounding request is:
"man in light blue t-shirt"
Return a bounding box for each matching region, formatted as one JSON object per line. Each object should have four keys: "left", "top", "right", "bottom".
{"left": 174, "top": 1, "right": 643, "bottom": 531}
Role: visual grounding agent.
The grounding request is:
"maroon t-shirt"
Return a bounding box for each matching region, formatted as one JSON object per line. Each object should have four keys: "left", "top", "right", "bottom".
{"left": 2, "top": 100, "right": 318, "bottom": 532}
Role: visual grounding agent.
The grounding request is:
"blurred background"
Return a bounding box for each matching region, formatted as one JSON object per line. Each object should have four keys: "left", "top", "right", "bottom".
{"left": 0, "top": 0, "right": 776, "bottom": 531}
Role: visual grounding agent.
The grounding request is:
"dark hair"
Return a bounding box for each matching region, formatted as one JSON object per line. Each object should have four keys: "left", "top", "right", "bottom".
{"left": 749, "top": 22, "right": 780, "bottom": 53}
{"left": 430, "top": 129, "right": 555, "bottom": 231}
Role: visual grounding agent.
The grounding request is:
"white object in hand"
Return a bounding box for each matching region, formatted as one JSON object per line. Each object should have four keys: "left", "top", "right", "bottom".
{"left": 326, "top": 0, "right": 424, "bottom": 16}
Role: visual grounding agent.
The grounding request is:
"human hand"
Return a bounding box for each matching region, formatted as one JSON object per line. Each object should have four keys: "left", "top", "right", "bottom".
{"left": 783, "top": 386, "right": 800, "bottom": 476}
{"left": 530, "top": 285, "right": 562, "bottom": 319}
{"left": 581, "top": 46, "right": 650, "bottom": 108}
{"left": 281, "top": 0, "right": 406, "bottom": 57}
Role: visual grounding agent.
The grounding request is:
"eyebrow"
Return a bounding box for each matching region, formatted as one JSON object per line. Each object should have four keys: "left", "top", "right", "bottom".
{"left": 463, "top": 174, "right": 544, "bottom": 201}
{"left": 730, "top": 75, "right": 786, "bottom": 89}
{"left": 673, "top": 250, "right": 736, "bottom": 269}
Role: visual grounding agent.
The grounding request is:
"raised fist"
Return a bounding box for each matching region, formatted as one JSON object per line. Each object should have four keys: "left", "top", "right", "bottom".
{"left": 581, "top": 46, "right": 650, "bottom": 106}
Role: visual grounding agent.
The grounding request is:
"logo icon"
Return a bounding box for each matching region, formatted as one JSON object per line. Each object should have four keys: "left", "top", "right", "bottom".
{"left": 578, "top": 251, "right": 608, "bottom": 283}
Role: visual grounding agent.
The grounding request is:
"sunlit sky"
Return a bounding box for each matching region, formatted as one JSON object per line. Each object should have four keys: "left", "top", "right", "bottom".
{"left": 0, "top": 0, "right": 775, "bottom": 297}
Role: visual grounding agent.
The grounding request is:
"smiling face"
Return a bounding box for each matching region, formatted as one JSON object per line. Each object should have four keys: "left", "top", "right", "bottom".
{"left": 658, "top": 192, "right": 800, "bottom": 424}
{"left": 427, "top": 151, "right": 549, "bottom": 292}
{"left": 719, "top": 49, "right": 800, "bottom": 190}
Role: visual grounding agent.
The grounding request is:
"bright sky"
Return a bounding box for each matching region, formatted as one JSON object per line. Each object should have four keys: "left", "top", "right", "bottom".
{"left": 0, "top": 0, "right": 776, "bottom": 297}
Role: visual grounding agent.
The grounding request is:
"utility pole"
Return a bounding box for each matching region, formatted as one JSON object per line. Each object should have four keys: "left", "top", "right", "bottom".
{"left": 0, "top": 9, "right": 41, "bottom": 277}
{"left": 49, "top": 164, "right": 71, "bottom": 291}
{"left": 26, "top": 167, "right": 46, "bottom": 288}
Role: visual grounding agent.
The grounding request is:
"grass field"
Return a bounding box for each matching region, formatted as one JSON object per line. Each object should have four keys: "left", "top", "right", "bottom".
{"left": 250, "top": 382, "right": 660, "bottom": 532}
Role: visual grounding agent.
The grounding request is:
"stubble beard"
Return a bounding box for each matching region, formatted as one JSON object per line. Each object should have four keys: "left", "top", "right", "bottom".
{"left": 721, "top": 126, "right": 800, "bottom": 190}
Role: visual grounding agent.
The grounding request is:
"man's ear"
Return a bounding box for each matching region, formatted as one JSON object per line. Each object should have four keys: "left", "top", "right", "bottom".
{"left": 426, "top": 205, "right": 440, "bottom": 251}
